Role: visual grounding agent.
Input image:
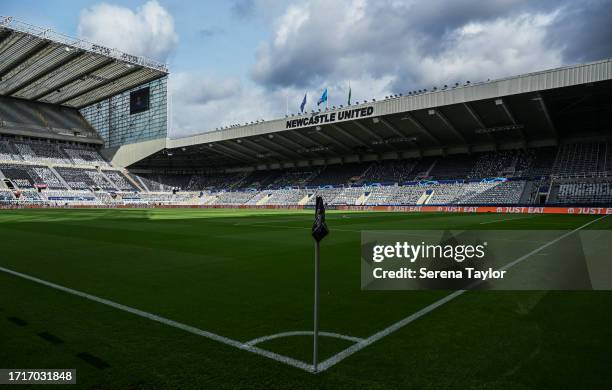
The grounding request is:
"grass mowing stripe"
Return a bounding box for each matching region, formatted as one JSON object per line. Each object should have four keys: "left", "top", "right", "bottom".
{"left": 316, "top": 214, "right": 608, "bottom": 373}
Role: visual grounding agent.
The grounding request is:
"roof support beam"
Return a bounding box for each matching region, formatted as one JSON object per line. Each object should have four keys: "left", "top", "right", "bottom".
{"left": 463, "top": 102, "right": 497, "bottom": 148}
{"left": 331, "top": 124, "right": 370, "bottom": 148}
{"left": 352, "top": 120, "right": 395, "bottom": 152}
{"left": 403, "top": 113, "right": 443, "bottom": 146}
{"left": 258, "top": 136, "right": 308, "bottom": 159}
{"left": 463, "top": 102, "right": 485, "bottom": 129}
{"left": 54, "top": 66, "right": 142, "bottom": 105}
{"left": 353, "top": 120, "right": 382, "bottom": 141}
{"left": 226, "top": 139, "right": 282, "bottom": 165}
{"left": 275, "top": 132, "right": 325, "bottom": 158}
{"left": 379, "top": 118, "right": 423, "bottom": 155}
{"left": 379, "top": 118, "right": 408, "bottom": 137}
{"left": 31, "top": 58, "right": 115, "bottom": 101}
{"left": 288, "top": 130, "right": 337, "bottom": 158}
{"left": 430, "top": 109, "right": 468, "bottom": 146}
{"left": 0, "top": 40, "right": 52, "bottom": 80}
{"left": 310, "top": 128, "right": 354, "bottom": 154}
{"left": 496, "top": 98, "right": 527, "bottom": 144}
{"left": 5, "top": 50, "right": 86, "bottom": 96}
{"left": 534, "top": 93, "right": 558, "bottom": 143}
{"left": 224, "top": 140, "right": 263, "bottom": 159}
{"left": 290, "top": 130, "right": 325, "bottom": 148}
{"left": 241, "top": 137, "right": 295, "bottom": 161}
{"left": 211, "top": 142, "right": 257, "bottom": 163}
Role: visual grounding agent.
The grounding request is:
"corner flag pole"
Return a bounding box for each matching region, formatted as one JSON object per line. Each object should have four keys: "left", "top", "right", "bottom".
{"left": 313, "top": 238, "right": 320, "bottom": 372}
{"left": 311, "top": 196, "right": 328, "bottom": 373}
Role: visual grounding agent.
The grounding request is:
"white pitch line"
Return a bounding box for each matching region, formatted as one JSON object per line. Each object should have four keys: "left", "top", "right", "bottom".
{"left": 0, "top": 265, "right": 313, "bottom": 373}
{"left": 479, "top": 215, "right": 539, "bottom": 225}
{"left": 316, "top": 214, "right": 608, "bottom": 373}
{"left": 245, "top": 331, "right": 364, "bottom": 346}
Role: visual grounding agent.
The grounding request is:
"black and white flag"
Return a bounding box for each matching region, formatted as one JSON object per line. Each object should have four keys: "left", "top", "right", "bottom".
{"left": 311, "top": 196, "right": 329, "bottom": 242}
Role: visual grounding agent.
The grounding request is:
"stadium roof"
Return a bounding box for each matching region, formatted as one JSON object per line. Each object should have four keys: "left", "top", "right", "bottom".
{"left": 134, "top": 59, "right": 612, "bottom": 171}
{"left": 0, "top": 16, "right": 168, "bottom": 109}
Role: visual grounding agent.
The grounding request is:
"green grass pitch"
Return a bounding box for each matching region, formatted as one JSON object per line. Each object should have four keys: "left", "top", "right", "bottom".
{"left": 1, "top": 208, "right": 611, "bottom": 389}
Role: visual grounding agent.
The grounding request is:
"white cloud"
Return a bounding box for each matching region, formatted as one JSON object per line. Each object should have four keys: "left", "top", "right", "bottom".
{"left": 252, "top": 0, "right": 566, "bottom": 94}
{"left": 77, "top": 0, "right": 178, "bottom": 61}
{"left": 169, "top": 73, "right": 277, "bottom": 138}
{"left": 411, "top": 13, "right": 564, "bottom": 87}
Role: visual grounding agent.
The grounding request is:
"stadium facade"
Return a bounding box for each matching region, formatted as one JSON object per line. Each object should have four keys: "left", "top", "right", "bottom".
{"left": 1, "top": 16, "right": 611, "bottom": 212}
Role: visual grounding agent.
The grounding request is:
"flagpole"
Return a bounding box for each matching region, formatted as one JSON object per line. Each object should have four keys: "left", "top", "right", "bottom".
{"left": 313, "top": 239, "right": 320, "bottom": 372}
{"left": 311, "top": 196, "right": 328, "bottom": 373}
{"left": 348, "top": 80, "right": 351, "bottom": 105}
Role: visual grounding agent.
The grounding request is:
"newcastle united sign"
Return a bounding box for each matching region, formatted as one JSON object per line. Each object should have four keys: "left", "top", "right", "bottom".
{"left": 286, "top": 106, "right": 375, "bottom": 129}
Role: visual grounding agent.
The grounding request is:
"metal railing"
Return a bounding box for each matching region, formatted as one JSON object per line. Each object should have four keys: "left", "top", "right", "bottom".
{"left": 0, "top": 15, "right": 168, "bottom": 73}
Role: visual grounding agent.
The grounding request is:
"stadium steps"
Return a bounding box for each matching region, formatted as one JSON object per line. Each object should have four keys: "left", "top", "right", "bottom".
{"left": 547, "top": 183, "right": 560, "bottom": 204}
{"left": 518, "top": 181, "right": 537, "bottom": 204}
{"left": 121, "top": 169, "right": 144, "bottom": 191}
{"left": 597, "top": 145, "right": 607, "bottom": 172}
{"left": 48, "top": 166, "right": 70, "bottom": 189}
{"left": 98, "top": 169, "right": 120, "bottom": 192}
{"left": 133, "top": 175, "right": 151, "bottom": 192}
{"left": 256, "top": 193, "right": 271, "bottom": 205}
{"left": 356, "top": 192, "right": 369, "bottom": 205}
{"left": 417, "top": 190, "right": 431, "bottom": 205}
{"left": 203, "top": 195, "right": 217, "bottom": 205}
{"left": 298, "top": 194, "right": 311, "bottom": 205}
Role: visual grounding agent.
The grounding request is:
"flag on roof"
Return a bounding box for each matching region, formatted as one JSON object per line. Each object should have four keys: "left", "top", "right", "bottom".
{"left": 317, "top": 88, "right": 328, "bottom": 106}
{"left": 300, "top": 93, "right": 307, "bottom": 113}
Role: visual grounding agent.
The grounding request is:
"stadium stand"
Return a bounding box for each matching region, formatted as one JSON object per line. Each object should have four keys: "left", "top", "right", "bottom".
{"left": 63, "top": 146, "right": 109, "bottom": 167}
{"left": 524, "top": 147, "right": 556, "bottom": 178}
{"left": 330, "top": 187, "right": 367, "bottom": 205}
{"left": 553, "top": 142, "right": 604, "bottom": 176}
{"left": 461, "top": 181, "right": 526, "bottom": 204}
{"left": 2, "top": 137, "right": 612, "bottom": 208}
{"left": 308, "top": 163, "right": 370, "bottom": 186}
{"left": 0, "top": 141, "right": 20, "bottom": 161}
{"left": 385, "top": 185, "right": 426, "bottom": 205}
{"left": 54, "top": 167, "right": 115, "bottom": 191}
{"left": 429, "top": 155, "right": 475, "bottom": 180}
{"left": 103, "top": 170, "right": 139, "bottom": 192}
{"left": 305, "top": 188, "right": 344, "bottom": 205}
{"left": 362, "top": 160, "right": 417, "bottom": 184}
{"left": 267, "top": 167, "right": 321, "bottom": 189}
{"left": 213, "top": 191, "right": 258, "bottom": 205}
{"left": 552, "top": 178, "right": 612, "bottom": 204}
{"left": 266, "top": 189, "right": 308, "bottom": 205}
{"left": 363, "top": 186, "right": 397, "bottom": 205}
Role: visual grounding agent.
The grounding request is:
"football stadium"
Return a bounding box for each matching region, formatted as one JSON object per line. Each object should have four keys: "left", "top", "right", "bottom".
{"left": 1, "top": 8, "right": 612, "bottom": 389}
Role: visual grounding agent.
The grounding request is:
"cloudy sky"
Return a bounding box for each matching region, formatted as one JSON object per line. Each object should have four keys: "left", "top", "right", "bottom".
{"left": 2, "top": 0, "right": 611, "bottom": 138}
